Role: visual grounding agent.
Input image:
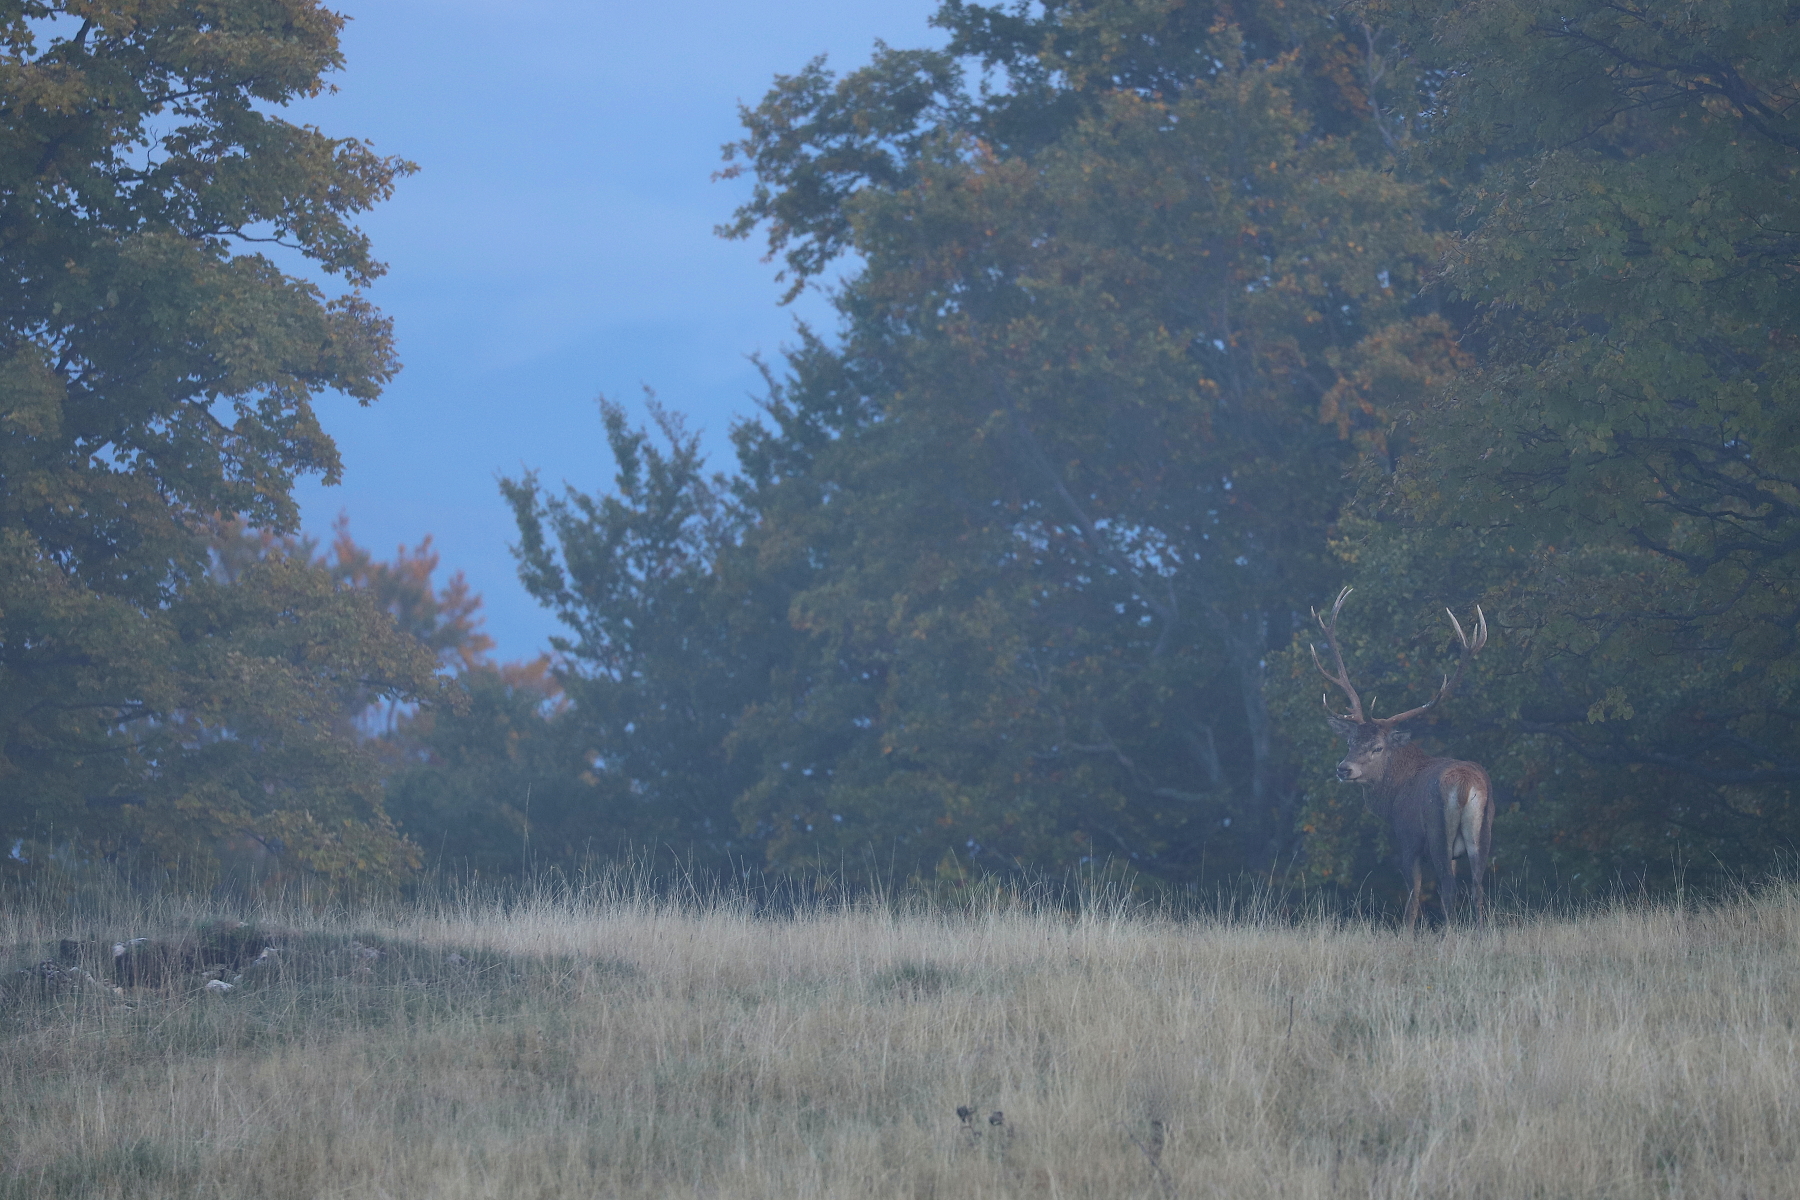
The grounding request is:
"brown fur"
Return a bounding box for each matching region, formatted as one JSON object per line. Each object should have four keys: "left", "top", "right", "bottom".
{"left": 1312, "top": 589, "right": 1493, "bottom": 931}
{"left": 1332, "top": 723, "right": 1493, "bottom": 930}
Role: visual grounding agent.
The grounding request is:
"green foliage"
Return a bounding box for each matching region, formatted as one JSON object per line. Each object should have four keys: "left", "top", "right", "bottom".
{"left": 717, "top": 45, "right": 966, "bottom": 302}
{"left": 382, "top": 658, "right": 597, "bottom": 879}
{"left": 10, "top": 0, "right": 1784, "bottom": 903}
{"left": 503, "top": 400, "right": 778, "bottom": 872}
{"left": 1293, "top": 0, "right": 1800, "bottom": 895}
{"left": 4, "top": 519, "right": 438, "bottom": 888}
{"left": 524, "top": 0, "right": 1463, "bottom": 889}
{"left": 0, "top": 2, "right": 428, "bottom": 887}
{"left": 529, "top": 0, "right": 1794, "bottom": 900}
{"left": 719, "top": 2, "right": 1458, "bottom": 883}
{"left": 324, "top": 519, "right": 494, "bottom": 676}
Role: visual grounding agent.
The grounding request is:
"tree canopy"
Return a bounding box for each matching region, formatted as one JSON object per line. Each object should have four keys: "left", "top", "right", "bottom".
{"left": 0, "top": 1, "right": 432, "bottom": 886}
{"left": 513, "top": 0, "right": 1463, "bottom": 889}
{"left": 6, "top": 0, "right": 1793, "bottom": 905}
{"left": 513, "top": 0, "right": 1797, "bottom": 900}
{"left": 1314, "top": 0, "right": 1800, "bottom": 890}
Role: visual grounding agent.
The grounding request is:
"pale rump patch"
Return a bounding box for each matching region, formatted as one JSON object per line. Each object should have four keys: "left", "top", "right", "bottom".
{"left": 1442, "top": 766, "right": 1488, "bottom": 861}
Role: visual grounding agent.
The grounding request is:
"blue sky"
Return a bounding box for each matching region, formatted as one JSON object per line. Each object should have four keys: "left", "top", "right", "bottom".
{"left": 289, "top": 1, "right": 944, "bottom": 659}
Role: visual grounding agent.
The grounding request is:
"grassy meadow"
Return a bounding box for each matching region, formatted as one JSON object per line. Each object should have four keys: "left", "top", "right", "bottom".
{"left": 2, "top": 879, "right": 1796, "bottom": 1199}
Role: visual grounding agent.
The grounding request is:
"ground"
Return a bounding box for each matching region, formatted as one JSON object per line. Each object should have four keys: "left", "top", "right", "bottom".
{"left": 2, "top": 881, "right": 1796, "bottom": 1198}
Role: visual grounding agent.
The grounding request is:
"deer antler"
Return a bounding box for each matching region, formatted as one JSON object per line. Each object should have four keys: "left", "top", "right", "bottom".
{"left": 1310, "top": 586, "right": 1365, "bottom": 724}
{"left": 1384, "top": 605, "right": 1488, "bottom": 725}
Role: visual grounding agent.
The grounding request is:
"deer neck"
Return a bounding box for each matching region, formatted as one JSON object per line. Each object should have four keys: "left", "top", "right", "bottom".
{"left": 1372, "top": 741, "right": 1431, "bottom": 793}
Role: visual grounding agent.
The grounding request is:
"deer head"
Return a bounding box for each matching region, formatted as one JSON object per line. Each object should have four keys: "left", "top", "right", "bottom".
{"left": 1311, "top": 587, "right": 1486, "bottom": 786}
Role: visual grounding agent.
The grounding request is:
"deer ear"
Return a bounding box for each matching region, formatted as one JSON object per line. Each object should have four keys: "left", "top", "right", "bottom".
{"left": 1386, "top": 728, "right": 1412, "bottom": 746}
{"left": 1326, "top": 714, "right": 1360, "bottom": 740}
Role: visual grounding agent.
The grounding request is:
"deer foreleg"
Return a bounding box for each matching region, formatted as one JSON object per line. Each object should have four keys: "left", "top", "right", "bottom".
{"left": 1403, "top": 856, "right": 1424, "bottom": 933}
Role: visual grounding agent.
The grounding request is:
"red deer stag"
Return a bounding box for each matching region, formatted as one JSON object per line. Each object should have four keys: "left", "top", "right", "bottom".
{"left": 1312, "top": 587, "right": 1492, "bottom": 930}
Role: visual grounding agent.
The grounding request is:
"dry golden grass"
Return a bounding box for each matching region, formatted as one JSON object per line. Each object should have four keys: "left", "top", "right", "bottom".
{"left": 2, "top": 882, "right": 1797, "bottom": 1199}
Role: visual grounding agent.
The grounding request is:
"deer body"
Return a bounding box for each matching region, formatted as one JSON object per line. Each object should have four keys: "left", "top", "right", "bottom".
{"left": 1340, "top": 737, "right": 1494, "bottom": 929}
{"left": 1312, "top": 588, "right": 1494, "bottom": 930}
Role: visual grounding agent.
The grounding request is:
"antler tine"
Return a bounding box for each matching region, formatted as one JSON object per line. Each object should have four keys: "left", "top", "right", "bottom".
{"left": 1309, "top": 586, "right": 1365, "bottom": 723}
{"left": 1386, "top": 604, "right": 1489, "bottom": 726}
{"left": 1447, "top": 605, "right": 1490, "bottom": 656}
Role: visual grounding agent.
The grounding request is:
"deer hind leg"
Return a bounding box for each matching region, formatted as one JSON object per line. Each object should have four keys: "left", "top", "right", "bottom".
{"left": 1433, "top": 778, "right": 1459, "bottom": 927}
{"left": 1433, "top": 807, "right": 1459, "bottom": 929}
{"left": 1444, "top": 767, "right": 1492, "bottom": 928}
{"left": 1437, "top": 853, "right": 1459, "bottom": 928}
{"left": 1470, "top": 776, "right": 1495, "bottom": 927}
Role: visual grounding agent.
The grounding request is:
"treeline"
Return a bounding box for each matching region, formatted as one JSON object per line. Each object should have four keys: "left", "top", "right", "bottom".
{"left": 2, "top": 0, "right": 1794, "bottom": 902}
